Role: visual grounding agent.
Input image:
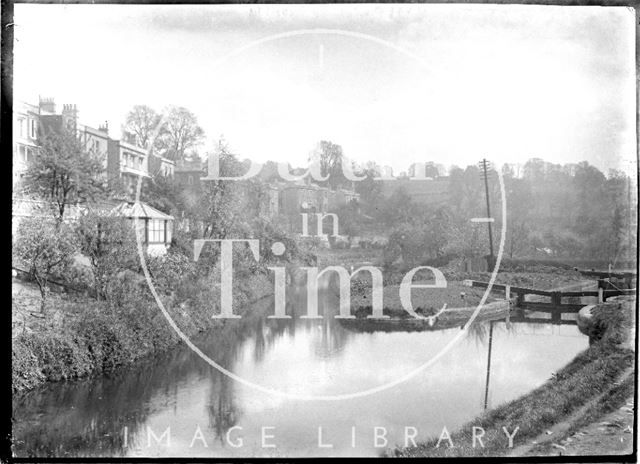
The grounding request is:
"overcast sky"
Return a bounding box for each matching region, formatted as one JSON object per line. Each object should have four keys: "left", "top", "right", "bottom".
{"left": 13, "top": 4, "right": 636, "bottom": 175}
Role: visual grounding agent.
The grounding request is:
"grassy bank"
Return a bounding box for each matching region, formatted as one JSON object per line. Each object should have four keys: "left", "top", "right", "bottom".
{"left": 524, "top": 371, "right": 634, "bottom": 456}
{"left": 344, "top": 280, "right": 493, "bottom": 317}
{"left": 338, "top": 300, "right": 509, "bottom": 333}
{"left": 389, "top": 297, "right": 635, "bottom": 457}
{"left": 441, "top": 265, "right": 588, "bottom": 291}
{"left": 12, "top": 269, "right": 275, "bottom": 394}
{"left": 341, "top": 268, "right": 587, "bottom": 320}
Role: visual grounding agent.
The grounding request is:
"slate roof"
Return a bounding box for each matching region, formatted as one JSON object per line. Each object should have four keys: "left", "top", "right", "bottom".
{"left": 110, "top": 201, "right": 174, "bottom": 221}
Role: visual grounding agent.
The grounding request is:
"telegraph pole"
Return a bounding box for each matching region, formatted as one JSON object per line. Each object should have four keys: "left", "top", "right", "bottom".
{"left": 479, "top": 158, "right": 495, "bottom": 268}
{"left": 484, "top": 320, "right": 494, "bottom": 410}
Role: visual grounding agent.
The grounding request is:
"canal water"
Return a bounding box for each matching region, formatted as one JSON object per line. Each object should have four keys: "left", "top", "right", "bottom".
{"left": 12, "top": 288, "right": 589, "bottom": 457}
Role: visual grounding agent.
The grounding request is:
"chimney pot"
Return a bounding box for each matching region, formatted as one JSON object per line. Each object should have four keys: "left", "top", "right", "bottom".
{"left": 39, "top": 96, "right": 56, "bottom": 114}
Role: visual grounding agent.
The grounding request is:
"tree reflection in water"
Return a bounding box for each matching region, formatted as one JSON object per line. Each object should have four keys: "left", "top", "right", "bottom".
{"left": 12, "top": 292, "right": 303, "bottom": 456}
{"left": 13, "top": 283, "right": 585, "bottom": 457}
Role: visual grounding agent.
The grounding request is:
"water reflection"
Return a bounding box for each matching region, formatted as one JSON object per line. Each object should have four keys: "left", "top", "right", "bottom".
{"left": 13, "top": 289, "right": 589, "bottom": 457}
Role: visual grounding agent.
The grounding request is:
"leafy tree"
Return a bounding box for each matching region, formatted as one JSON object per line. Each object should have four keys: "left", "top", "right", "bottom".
{"left": 122, "top": 105, "right": 162, "bottom": 150}
{"left": 249, "top": 216, "right": 301, "bottom": 266}
{"left": 257, "top": 160, "right": 281, "bottom": 183}
{"left": 333, "top": 201, "right": 364, "bottom": 237}
{"left": 354, "top": 165, "right": 383, "bottom": 214}
{"left": 23, "top": 129, "right": 105, "bottom": 222}
{"left": 447, "top": 165, "right": 484, "bottom": 219}
{"left": 75, "top": 212, "right": 139, "bottom": 302}
{"left": 382, "top": 206, "right": 451, "bottom": 267}
{"left": 197, "top": 140, "right": 245, "bottom": 240}
{"left": 504, "top": 177, "right": 532, "bottom": 259}
{"left": 13, "top": 218, "right": 78, "bottom": 312}
{"left": 572, "top": 161, "right": 606, "bottom": 236}
{"left": 310, "top": 140, "right": 347, "bottom": 189}
{"left": 444, "top": 219, "right": 490, "bottom": 260}
{"left": 522, "top": 158, "right": 546, "bottom": 185}
{"left": 141, "top": 173, "right": 183, "bottom": 215}
{"left": 378, "top": 188, "right": 420, "bottom": 227}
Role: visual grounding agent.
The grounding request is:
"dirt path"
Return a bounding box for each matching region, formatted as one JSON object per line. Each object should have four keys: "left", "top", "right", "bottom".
{"left": 509, "top": 368, "right": 634, "bottom": 457}
{"left": 541, "top": 396, "right": 634, "bottom": 457}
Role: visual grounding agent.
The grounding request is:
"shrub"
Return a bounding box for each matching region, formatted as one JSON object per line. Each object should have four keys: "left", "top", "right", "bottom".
{"left": 17, "top": 332, "right": 93, "bottom": 382}
{"left": 12, "top": 339, "right": 44, "bottom": 392}
{"left": 75, "top": 211, "right": 139, "bottom": 302}
{"left": 13, "top": 218, "right": 78, "bottom": 312}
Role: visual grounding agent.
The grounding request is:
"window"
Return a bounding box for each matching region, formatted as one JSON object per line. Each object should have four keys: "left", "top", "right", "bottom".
{"left": 30, "top": 119, "right": 36, "bottom": 139}
{"left": 148, "top": 219, "right": 165, "bottom": 243}
{"left": 123, "top": 152, "right": 140, "bottom": 169}
{"left": 18, "top": 118, "right": 25, "bottom": 137}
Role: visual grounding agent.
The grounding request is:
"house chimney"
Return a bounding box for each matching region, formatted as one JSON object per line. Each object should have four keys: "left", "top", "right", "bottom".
{"left": 61, "top": 104, "right": 78, "bottom": 132}
{"left": 98, "top": 121, "right": 109, "bottom": 134}
{"left": 39, "top": 96, "right": 56, "bottom": 114}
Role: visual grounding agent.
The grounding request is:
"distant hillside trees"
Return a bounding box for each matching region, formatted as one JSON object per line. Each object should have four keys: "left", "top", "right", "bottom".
{"left": 359, "top": 158, "right": 636, "bottom": 266}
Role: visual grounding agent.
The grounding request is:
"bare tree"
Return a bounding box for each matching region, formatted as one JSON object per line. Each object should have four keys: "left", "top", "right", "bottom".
{"left": 156, "top": 106, "right": 205, "bottom": 162}
{"left": 122, "top": 105, "right": 162, "bottom": 149}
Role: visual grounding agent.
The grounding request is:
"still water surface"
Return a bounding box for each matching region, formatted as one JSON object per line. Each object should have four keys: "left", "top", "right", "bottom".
{"left": 13, "top": 289, "right": 588, "bottom": 457}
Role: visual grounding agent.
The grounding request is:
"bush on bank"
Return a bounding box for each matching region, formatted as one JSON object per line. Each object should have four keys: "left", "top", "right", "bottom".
{"left": 13, "top": 206, "right": 310, "bottom": 393}
{"left": 12, "top": 264, "right": 275, "bottom": 393}
{"left": 12, "top": 245, "right": 284, "bottom": 394}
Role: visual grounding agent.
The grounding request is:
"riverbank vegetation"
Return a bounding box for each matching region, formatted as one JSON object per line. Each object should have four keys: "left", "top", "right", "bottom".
{"left": 12, "top": 147, "right": 315, "bottom": 394}
{"left": 11, "top": 245, "right": 285, "bottom": 393}
{"left": 389, "top": 297, "right": 635, "bottom": 457}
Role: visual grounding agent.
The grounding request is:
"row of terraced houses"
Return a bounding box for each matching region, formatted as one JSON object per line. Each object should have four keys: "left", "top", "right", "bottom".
{"left": 14, "top": 98, "right": 456, "bottom": 254}
{"left": 13, "top": 98, "right": 179, "bottom": 255}
{"left": 13, "top": 97, "right": 365, "bottom": 252}
{"left": 13, "top": 98, "right": 175, "bottom": 191}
